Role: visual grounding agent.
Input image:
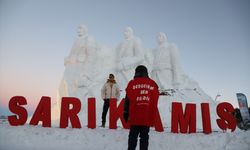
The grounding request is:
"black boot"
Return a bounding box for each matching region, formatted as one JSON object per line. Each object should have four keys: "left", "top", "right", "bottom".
{"left": 101, "top": 122, "right": 105, "bottom": 128}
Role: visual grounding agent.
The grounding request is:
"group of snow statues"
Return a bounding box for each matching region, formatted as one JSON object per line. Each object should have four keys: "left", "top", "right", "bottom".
{"left": 55, "top": 24, "right": 219, "bottom": 130}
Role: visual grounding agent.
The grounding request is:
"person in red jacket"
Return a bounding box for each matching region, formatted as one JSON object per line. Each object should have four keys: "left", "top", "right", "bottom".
{"left": 123, "top": 65, "right": 159, "bottom": 150}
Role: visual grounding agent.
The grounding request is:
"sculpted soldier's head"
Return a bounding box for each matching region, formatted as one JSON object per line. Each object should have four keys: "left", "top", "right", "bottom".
{"left": 77, "top": 24, "right": 88, "bottom": 37}
{"left": 123, "top": 27, "right": 134, "bottom": 39}
{"left": 157, "top": 32, "right": 167, "bottom": 45}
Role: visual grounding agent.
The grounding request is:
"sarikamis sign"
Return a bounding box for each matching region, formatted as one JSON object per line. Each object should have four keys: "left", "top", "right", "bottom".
{"left": 7, "top": 96, "right": 236, "bottom": 134}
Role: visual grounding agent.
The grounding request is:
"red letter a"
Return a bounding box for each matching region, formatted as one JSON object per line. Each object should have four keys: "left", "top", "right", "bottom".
{"left": 29, "top": 96, "right": 51, "bottom": 127}
{"left": 153, "top": 108, "right": 164, "bottom": 132}
{"left": 60, "top": 97, "right": 81, "bottom": 128}
{"left": 8, "top": 96, "right": 28, "bottom": 126}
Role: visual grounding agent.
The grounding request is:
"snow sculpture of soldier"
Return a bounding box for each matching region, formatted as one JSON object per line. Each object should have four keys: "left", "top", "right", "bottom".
{"left": 58, "top": 24, "right": 98, "bottom": 101}
{"left": 151, "top": 32, "right": 183, "bottom": 90}
{"left": 116, "top": 27, "right": 145, "bottom": 89}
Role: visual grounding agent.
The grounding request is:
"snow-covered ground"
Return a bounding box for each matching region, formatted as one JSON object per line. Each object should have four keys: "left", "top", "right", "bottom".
{"left": 0, "top": 122, "right": 249, "bottom": 150}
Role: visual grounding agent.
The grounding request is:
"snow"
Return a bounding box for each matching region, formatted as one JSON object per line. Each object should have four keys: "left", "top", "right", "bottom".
{"left": 0, "top": 123, "right": 249, "bottom": 150}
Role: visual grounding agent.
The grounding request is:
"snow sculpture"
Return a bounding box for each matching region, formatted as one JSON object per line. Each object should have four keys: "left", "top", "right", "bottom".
{"left": 64, "top": 24, "right": 97, "bottom": 66}
{"left": 115, "top": 27, "right": 145, "bottom": 89}
{"left": 56, "top": 24, "right": 116, "bottom": 124}
{"left": 54, "top": 25, "right": 219, "bottom": 129}
{"left": 58, "top": 24, "right": 98, "bottom": 102}
{"left": 151, "top": 32, "right": 183, "bottom": 90}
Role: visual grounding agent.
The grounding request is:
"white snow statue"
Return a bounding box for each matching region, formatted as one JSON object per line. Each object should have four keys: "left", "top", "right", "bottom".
{"left": 58, "top": 24, "right": 99, "bottom": 105}
{"left": 56, "top": 24, "right": 116, "bottom": 124}
{"left": 151, "top": 32, "right": 183, "bottom": 90}
{"left": 115, "top": 27, "right": 145, "bottom": 89}
{"left": 64, "top": 24, "right": 97, "bottom": 66}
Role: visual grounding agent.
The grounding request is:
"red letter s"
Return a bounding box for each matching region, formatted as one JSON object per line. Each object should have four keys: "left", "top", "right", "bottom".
{"left": 8, "top": 96, "right": 28, "bottom": 126}
{"left": 216, "top": 102, "right": 236, "bottom": 132}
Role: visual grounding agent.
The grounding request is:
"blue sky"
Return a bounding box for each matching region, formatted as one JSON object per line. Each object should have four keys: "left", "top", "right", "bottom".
{"left": 0, "top": 0, "right": 250, "bottom": 115}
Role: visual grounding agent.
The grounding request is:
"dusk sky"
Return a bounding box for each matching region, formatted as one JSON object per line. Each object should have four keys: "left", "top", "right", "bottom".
{"left": 0, "top": 0, "right": 249, "bottom": 115}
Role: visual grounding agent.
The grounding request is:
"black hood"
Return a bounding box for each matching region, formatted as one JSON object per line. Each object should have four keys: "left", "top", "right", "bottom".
{"left": 134, "top": 65, "right": 149, "bottom": 78}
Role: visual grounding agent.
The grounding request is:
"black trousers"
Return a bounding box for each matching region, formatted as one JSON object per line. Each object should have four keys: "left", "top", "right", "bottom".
{"left": 101, "top": 99, "right": 110, "bottom": 124}
{"left": 128, "top": 125, "right": 150, "bottom": 150}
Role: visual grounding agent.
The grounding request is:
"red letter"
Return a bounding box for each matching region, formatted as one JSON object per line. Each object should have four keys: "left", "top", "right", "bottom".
{"left": 153, "top": 108, "right": 164, "bottom": 132}
{"left": 109, "top": 98, "right": 130, "bottom": 129}
{"left": 88, "top": 97, "right": 96, "bottom": 129}
{"left": 8, "top": 96, "right": 28, "bottom": 126}
{"left": 60, "top": 97, "right": 81, "bottom": 128}
{"left": 216, "top": 102, "right": 236, "bottom": 132}
{"left": 171, "top": 102, "right": 196, "bottom": 133}
{"left": 201, "top": 103, "right": 212, "bottom": 134}
{"left": 29, "top": 96, "right": 51, "bottom": 127}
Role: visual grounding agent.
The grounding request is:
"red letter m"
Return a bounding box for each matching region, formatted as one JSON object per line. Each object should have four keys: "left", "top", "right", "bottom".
{"left": 171, "top": 102, "right": 196, "bottom": 133}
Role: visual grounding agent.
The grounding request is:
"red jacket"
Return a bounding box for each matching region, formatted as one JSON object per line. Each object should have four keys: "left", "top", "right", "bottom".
{"left": 125, "top": 77, "right": 159, "bottom": 126}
